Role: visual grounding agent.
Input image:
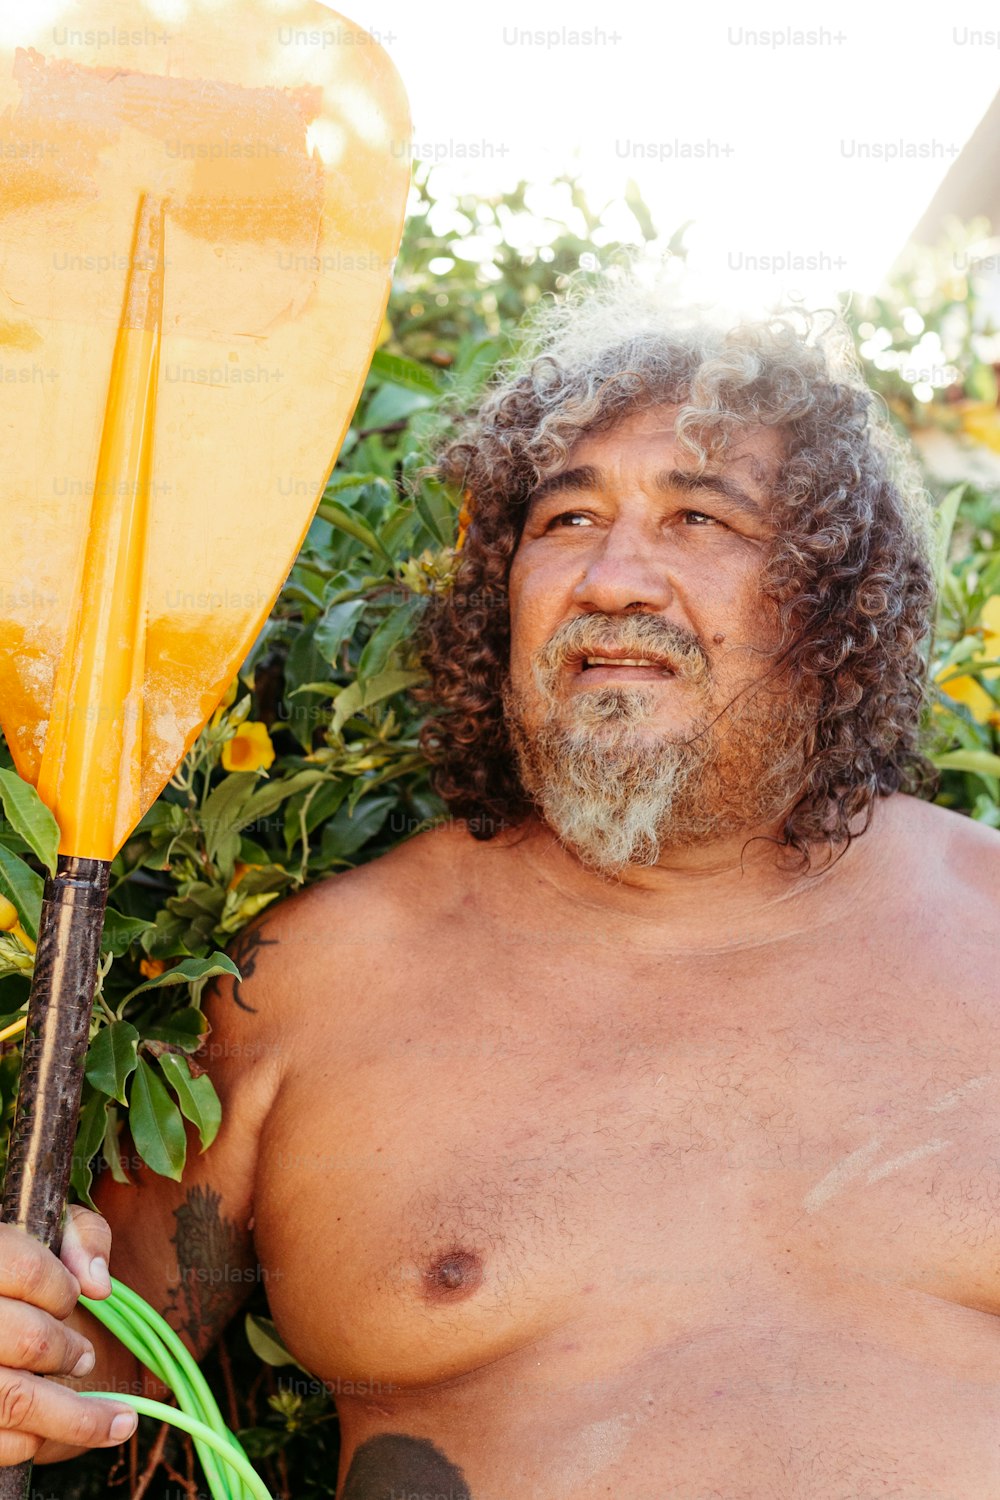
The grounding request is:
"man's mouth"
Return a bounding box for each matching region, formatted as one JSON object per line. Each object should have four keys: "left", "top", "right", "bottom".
{"left": 571, "top": 653, "right": 677, "bottom": 681}
{"left": 581, "top": 656, "right": 673, "bottom": 670}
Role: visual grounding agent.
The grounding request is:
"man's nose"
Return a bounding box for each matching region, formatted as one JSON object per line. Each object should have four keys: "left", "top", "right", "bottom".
{"left": 570, "top": 520, "right": 676, "bottom": 616}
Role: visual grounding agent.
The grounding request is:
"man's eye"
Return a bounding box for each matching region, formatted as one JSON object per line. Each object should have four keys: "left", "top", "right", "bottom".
{"left": 544, "top": 510, "right": 592, "bottom": 529}
{"left": 540, "top": 508, "right": 725, "bottom": 531}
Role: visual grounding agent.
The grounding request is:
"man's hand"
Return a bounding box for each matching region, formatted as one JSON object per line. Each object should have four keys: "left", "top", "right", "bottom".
{"left": 0, "top": 1205, "right": 139, "bottom": 1465}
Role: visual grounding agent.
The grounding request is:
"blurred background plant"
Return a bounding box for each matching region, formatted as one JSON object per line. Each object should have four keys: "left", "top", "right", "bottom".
{"left": 1, "top": 165, "right": 998, "bottom": 1498}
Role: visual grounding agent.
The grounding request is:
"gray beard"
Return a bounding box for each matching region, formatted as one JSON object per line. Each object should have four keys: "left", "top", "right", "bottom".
{"left": 502, "top": 675, "right": 814, "bottom": 879}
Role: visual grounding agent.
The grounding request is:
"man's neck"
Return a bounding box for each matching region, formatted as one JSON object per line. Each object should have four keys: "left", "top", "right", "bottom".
{"left": 500, "top": 799, "right": 895, "bottom": 954}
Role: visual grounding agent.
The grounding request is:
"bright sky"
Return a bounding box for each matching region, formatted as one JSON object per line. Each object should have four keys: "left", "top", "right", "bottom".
{"left": 5, "top": 1, "right": 996, "bottom": 315}
{"left": 369, "top": 0, "right": 999, "bottom": 313}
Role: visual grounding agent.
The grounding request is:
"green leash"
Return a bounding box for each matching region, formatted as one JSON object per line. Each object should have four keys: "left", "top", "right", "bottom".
{"left": 80, "top": 1276, "right": 272, "bottom": 1500}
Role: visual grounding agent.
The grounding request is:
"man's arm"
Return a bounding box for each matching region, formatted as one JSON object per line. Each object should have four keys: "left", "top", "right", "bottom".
{"left": 34, "top": 911, "right": 287, "bottom": 1463}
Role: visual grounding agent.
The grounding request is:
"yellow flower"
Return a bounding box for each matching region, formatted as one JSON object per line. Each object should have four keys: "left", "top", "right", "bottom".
{"left": 959, "top": 404, "right": 1000, "bottom": 454}
{"left": 980, "top": 594, "right": 1000, "bottom": 653}
{"left": 935, "top": 594, "right": 1000, "bottom": 727}
{"left": 221, "top": 721, "right": 275, "bottom": 773}
{"left": 936, "top": 671, "right": 998, "bottom": 724}
{"left": 0, "top": 894, "right": 35, "bottom": 954}
{"left": 139, "top": 957, "right": 167, "bottom": 979}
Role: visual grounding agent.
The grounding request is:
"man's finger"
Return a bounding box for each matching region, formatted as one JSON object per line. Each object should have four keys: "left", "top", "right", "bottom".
{"left": 0, "top": 1426, "right": 43, "bottom": 1466}
{"left": 0, "top": 1367, "right": 137, "bottom": 1450}
{"left": 59, "top": 1205, "right": 113, "bottom": 1300}
{"left": 0, "top": 1225, "right": 80, "bottom": 1318}
{"left": 0, "top": 1296, "right": 95, "bottom": 1378}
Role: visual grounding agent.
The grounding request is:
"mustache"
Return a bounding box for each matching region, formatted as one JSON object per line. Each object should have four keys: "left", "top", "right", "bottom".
{"left": 532, "top": 613, "right": 711, "bottom": 684}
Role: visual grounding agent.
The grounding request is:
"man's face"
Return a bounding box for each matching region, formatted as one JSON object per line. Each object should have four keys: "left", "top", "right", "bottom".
{"left": 503, "top": 403, "right": 817, "bottom": 876}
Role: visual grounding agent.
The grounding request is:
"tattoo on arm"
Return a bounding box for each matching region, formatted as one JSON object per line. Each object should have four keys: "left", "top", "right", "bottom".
{"left": 163, "top": 1185, "right": 251, "bottom": 1351}
{"left": 227, "top": 922, "right": 279, "bottom": 1013}
{"left": 342, "top": 1434, "right": 472, "bottom": 1499}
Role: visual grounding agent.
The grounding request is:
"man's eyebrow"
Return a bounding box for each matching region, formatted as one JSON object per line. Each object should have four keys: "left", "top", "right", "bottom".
{"left": 527, "top": 465, "right": 601, "bottom": 510}
{"left": 657, "top": 468, "right": 765, "bottom": 519}
{"left": 526, "top": 464, "right": 766, "bottom": 520}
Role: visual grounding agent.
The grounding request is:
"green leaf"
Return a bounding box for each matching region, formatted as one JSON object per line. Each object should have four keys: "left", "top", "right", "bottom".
{"left": 286, "top": 682, "right": 338, "bottom": 700}
{"left": 85, "top": 1021, "right": 139, "bottom": 1105}
{"left": 128, "top": 1057, "right": 187, "bottom": 1180}
{"left": 412, "top": 485, "right": 449, "bottom": 545}
{"left": 138, "top": 908, "right": 195, "bottom": 959}
{"left": 238, "top": 835, "right": 271, "bottom": 866}
{"left": 278, "top": 623, "right": 332, "bottom": 751}
{"left": 201, "top": 774, "right": 260, "bottom": 866}
{"left": 119, "top": 953, "right": 241, "bottom": 1008}
{"left": 70, "top": 1089, "right": 108, "bottom": 1209}
{"left": 313, "top": 598, "right": 367, "bottom": 663}
{"left": 378, "top": 504, "right": 419, "bottom": 557}
{"left": 932, "top": 748, "right": 1000, "bottom": 778}
{"left": 369, "top": 348, "right": 442, "bottom": 394}
{"left": 283, "top": 777, "right": 349, "bottom": 856}
{"left": 156, "top": 1052, "right": 221, "bottom": 1152}
{"left": 319, "top": 795, "right": 395, "bottom": 859}
{"left": 322, "top": 471, "right": 389, "bottom": 497}
{"left": 0, "top": 769, "right": 59, "bottom": 875}
{"left": 134, "top": 799, "right": 184, "bottom": 834}
{"left": 0, "top": 845, "right": 43, "bottom": 940}
{"left": 143, "top": 1007, "right": 211, "bottom": 1053}
{"left": 100, "top": 908, "right": 155, "bottom": 957}
{"left": 244, "top": 1313, "right": 310, "bottom": 1371}
{"left": 931, "top": 484, "right": 966, "bottom": 595}
{"left": 317, "top": 498, "right": 393, "bottom": 566}
{"left": 361, "top": 380, "right": 434, "bottom": 428}
{"left": 975, "top": 550, "right": 1000, "bottom": 600}
{"left": 102, "top": 1104, "right": 132, "bottom": 1184}
{"left": 356, "top": 599, "right": 422, "bottom": 685}
{"left": 331, "top": 668, "right": 425, "bottom": 737}
{"left": 238, "top": 769, "right": 327, "bottom": 828}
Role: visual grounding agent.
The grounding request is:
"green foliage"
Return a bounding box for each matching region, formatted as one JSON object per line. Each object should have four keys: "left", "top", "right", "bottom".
{"left": 3, "top": 167, "right": 1000, "bottom": 1498}
{"left": 0, "top": 765, "right": 59, "bottom": 873}
{"left": 841, "top": 224, "right": 1000, "bottom": 826}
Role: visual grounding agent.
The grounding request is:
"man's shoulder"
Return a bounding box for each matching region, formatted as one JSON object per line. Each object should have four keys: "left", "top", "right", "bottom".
{"left": 887, "top": 791, "right": 1000, "bottom": 901}
{"left": 266, "top": 815, "right": 507, "bottom": 937}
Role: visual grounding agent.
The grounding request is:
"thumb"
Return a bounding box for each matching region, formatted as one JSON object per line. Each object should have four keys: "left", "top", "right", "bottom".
{"left": 60, "top": 1203, "right": 114, "bottom": 1300}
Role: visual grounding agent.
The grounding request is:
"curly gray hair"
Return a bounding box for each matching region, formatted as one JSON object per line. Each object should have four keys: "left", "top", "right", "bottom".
{"left": 413, "top": 275, "right": 940, "bottom": 869}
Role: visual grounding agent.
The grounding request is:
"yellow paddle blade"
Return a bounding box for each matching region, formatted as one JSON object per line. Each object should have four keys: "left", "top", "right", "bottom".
{"left": 0, "top": 0, "right": 410, "bottom": 859}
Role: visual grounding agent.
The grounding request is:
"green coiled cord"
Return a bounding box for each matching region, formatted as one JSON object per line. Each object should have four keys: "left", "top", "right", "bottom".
{"left": 79, "top": 1276, "right": 272, "bottom": 1500}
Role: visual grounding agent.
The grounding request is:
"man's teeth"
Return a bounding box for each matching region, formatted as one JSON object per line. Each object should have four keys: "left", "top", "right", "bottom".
{"left": 582, "top": 657, "right": 670, "bottom": 667}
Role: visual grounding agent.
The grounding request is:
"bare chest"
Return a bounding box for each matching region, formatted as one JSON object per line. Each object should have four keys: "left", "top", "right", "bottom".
{"left": 253, "top": 924, "right": 1000, "bottom": 1391}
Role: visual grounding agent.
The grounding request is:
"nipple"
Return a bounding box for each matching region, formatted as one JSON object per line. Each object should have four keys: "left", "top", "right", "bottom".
{"left": 421, "top": 1249, "right": 484, "bottom": 1302}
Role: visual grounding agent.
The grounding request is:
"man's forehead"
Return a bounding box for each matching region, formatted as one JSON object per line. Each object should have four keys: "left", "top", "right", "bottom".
{"left": 526, "top": 443, "right": 781, "bottom": 526}
{"left": 541, "top": 409, "right": 784, "bottom": 497}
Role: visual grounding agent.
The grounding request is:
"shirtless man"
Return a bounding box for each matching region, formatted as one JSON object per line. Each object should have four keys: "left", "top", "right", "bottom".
{"left": 1, "top": 284, "right": 998, "bottom": 1498}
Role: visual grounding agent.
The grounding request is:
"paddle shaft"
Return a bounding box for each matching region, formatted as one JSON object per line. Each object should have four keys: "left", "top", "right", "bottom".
{"left": 0, "top": 190, "right": 154, "bottom": 1496}
{"left": 0, "top": 856, "right": 110, "bottom": 1500}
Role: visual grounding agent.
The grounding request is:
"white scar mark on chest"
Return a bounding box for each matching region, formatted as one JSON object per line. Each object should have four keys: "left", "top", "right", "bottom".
{"left": 923, "top": 1075, "right": 993, "bottom": 1113}
{"left": 802, "top": 1136, "right": 885, "bottom": 1213}
{"left": 802, "top": 1131, "right": 954, "bottom": 1212}
{"left": 864, "top": 1138, "right": 951, "bottom": 1183}
{"left": 544, "top": 1413, "right": 636, "bottom": 1494}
